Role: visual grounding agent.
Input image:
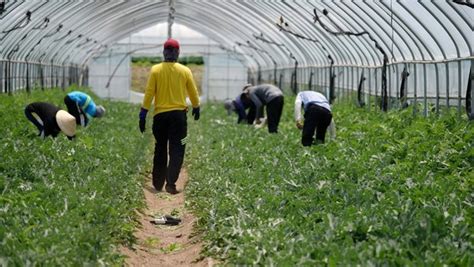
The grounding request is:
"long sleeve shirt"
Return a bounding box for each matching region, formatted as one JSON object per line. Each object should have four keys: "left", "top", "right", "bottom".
{"left": 294, "top": 91, "right": 331, "bottom": 122}
{"left": 233, "top": 95, "right": 247, "bottom": 124}
{"left": 67, "top": 91, "right": 97, "bottom": 121}
{"left": 295, "top": 91, "right": 336, "bottom": 139}
{"left": 247, "top": 84, "right": 283, "bottom": 119}
{"left": 25, "top": 102, "right": 61, "bottom": 137}
{"left": 142, "top": 62, "right": 200, "bottom": 115}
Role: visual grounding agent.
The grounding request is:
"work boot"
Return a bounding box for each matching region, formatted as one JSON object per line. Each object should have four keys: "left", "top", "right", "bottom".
{"left": 165, "top": 184, "right": 179, "bottom": 195}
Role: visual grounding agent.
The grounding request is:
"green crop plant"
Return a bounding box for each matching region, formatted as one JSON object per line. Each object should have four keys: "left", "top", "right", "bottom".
{"left": 160, "top": 243, "right": 182, "bottom": 254}
{"left": 0, "top": 87, "right": 152, "bottom": 265}
{"left": 142, "top": 237, "right": 161, "bottom": 249}
{"left": 185, "top": 97, "right": 473, "bottom": 265}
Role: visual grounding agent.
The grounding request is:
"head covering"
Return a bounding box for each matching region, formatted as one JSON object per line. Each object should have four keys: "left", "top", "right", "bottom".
{"left": 164, "top": 38, "right": 180, "bottom": 49}
{"left": 224, "top": 99, "right": 235, "bottom": 115}
{"left": 95, "top": 105, "right": 106, "bottom": 118}
{"left": 56, "top": 110, "right": 76, "bottom": 137}
{"left": 242, "top": 83, "right": 252, "bottom": 92}
{"left": 163, "top": 38, "right": 180, "bottom": 62}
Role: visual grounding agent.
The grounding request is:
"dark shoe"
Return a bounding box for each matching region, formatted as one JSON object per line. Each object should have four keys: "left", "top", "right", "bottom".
{"left": 153, "top": 176, "right": 166, "bottom": 191}
{"left": 150, "top": 215, "right": 182, "bottom": 225}
{"left": 165, "top": 184, "right": 179, "bottom": 195}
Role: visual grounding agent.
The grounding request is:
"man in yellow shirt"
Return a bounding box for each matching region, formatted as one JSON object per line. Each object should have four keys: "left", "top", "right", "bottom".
{"left": 139, "top": 38, "right": 200, "bottom": 194}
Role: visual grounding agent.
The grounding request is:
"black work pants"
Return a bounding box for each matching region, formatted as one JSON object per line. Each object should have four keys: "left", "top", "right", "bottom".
{"left": 302, "top": 104, "right": 332, "bottom": 146}
{"left": 64, "top": 95, "right": 85, "bottom": 126}
{"left": 266, "top": 95, "right": 284, "bottom": 133}
{"left": 152, "top": 110, "right": 187, "bottom": 190}
{"left": 24, "top": 107, "right": 43, "bottom": 133}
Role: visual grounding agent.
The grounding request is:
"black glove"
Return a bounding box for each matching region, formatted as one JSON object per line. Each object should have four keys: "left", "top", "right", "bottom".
{"left": 139, "top": 119, "right": 146, "bottom": 133}
{"left": 139, "top": 108, "right": 148, "bottom": 133}
{"left": 192, "top": 107, "right": 200, "bottom": 121}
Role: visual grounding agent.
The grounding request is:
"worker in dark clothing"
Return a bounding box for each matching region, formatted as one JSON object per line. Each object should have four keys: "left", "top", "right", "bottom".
{"left": 224, "top": 94, "right": 256, "bottom": 124}
{"left": 24, "top": 102, "right": 77, "bottom": 140}
{"left": 64, "top": 91, "right": 105, "bottom": 127}
{"left": 139, "top": 38, "right": 200, "bottom": 194}
{"left": 241, "top": 84, "right": 284, "bottom": 133}
{"left": 294, "top": 91, "right": 336, "bottom": 146}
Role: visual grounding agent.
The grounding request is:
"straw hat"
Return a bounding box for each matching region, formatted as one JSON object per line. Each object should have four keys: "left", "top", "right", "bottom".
{"left": 56, "top": 110, "right": 76, "bottom": 137}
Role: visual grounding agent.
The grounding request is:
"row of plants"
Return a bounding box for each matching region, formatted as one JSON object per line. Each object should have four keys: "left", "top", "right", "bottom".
{"left": 131, "top": 55, "right": 204, "bottom": 67}
{"left": 0, "top": 87, "right": 152, "bottom": 265}
{"left": 185, "top": 96, "right": 473, "bottom": 265}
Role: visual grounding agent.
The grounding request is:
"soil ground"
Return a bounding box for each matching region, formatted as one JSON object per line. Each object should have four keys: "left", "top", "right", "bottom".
{"left": 120, "top": 169, "right": 214, "bottom": 267}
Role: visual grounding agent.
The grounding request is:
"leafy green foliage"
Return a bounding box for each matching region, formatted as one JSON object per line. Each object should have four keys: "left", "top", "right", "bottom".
{"left": 132, "top": 56, "right": 204, "bottom": 67}
{"left": 142, "top": 237, "right": 161, "bottom": 249}
{"left": 185, "top": 97, "right": 473, "bottom": 265}
{"left": 0, "top": 87, "right": 152, "bottom": 265}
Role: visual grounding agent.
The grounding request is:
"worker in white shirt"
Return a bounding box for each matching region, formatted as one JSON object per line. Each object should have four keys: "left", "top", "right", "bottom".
{"left": 294, "top": 91, "right": 336, "bottom": 146}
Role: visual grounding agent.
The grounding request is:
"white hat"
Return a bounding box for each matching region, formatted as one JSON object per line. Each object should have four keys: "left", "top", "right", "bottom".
{"left": 224, "top": 99, "right": 235, "bottom": 115}
{"left": 56, "top": 110, "right": 76, "bottom": 137}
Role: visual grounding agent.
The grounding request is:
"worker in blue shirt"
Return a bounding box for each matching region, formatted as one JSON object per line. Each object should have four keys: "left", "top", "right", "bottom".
{"left": 295, "top": 90, "right": 336, "bottom": 146}
{"left": 64, "top": 91, "right": 105, "bottom": 126}
{"left": 224, "top": 94, "right": 255, "bottom": 124}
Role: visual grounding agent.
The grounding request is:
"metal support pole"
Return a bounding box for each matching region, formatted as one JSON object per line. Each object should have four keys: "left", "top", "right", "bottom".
{"left": 279, "top": 72, "right": 283, "bottom": 90}
{"left": 470, "top": 60, "right": 474, "bottom": 119}
{"left": 274, "top": 65, "right": 277, "bottom": 85}
{"left": 226, "top": 53, "right": 230, "bottom": 98}
{"left": 388, "top": 65, "right": 392, "bottom": 110}
{"left": 167, "top": 0, "right": 175, "bottom": 39}
{"left": 26, "top": 62, "right": 30, "bottom": 93}
{"left": 6, "top": 60, "right": 11, "bottom": 95}
{"left": 395, "top": 64, "right": 400, "bottom": 109}
{"left": 458, "top": 61, "right": 462, "bottom": 115}
{"left": 446, "top": 62, "right": 450, "bottom": 109}
{"left": 368, "top": 68, "right": 371, "bottom": 111}
{"left": 62, "top": 64, "right": 66, "bottom": 90}
{"left": 40, "top": 63, "right": 44, "bottom": 90}
{"left": 435, "top": 64, "right": 440, "bottom": 114}
{"left": 351, "top": 66, "right": 355, "bottom": 102}
{"left": 423, "top": 64, "right": 428, "bottom": 116}
{"left": 357, "top": 70, "right": 366, "bottom": 107}
{"left": 375, "top": 68, "right": 378, "bottom": 110}
{"left": 413, "top": 64, "right": 418, "bottom": 116}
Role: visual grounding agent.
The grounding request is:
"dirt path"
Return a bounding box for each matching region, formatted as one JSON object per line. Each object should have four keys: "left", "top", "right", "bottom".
{"left": 121, "top": 169, "right": 213, "bottom": 266}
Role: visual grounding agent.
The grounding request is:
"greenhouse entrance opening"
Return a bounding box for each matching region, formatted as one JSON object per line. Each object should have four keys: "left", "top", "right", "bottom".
{"left": 87, "top": 23, "right": 249, "bottom": 103}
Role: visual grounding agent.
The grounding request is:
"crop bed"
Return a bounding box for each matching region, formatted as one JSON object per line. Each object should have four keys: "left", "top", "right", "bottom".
{"left": 186, "top": 98, "right": 473, "bottom": 265}
{"left": 0, "top": 87, "right": 151, "bottom": 265}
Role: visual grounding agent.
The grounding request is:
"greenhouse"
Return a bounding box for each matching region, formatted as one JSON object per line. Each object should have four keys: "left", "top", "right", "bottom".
{"left": 0, "top": 0, "right": 472, "bottom": 266}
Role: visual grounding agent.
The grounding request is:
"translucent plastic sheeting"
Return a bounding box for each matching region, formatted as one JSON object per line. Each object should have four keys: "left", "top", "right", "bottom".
{"left": 0, "top": 1, "right": 471, "bottom": 67}
{"left": 0, "top": 0, "right": 472, "bottom": 111}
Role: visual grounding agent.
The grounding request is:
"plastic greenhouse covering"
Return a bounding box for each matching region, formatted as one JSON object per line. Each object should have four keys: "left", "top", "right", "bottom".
{"left": 0, "top": 0, "right": 472, "bottom": 116}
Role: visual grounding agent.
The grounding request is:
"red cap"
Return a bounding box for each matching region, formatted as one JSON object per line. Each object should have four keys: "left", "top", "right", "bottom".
{"left": 164, "top": 38, "right": 180, "bottom": 49}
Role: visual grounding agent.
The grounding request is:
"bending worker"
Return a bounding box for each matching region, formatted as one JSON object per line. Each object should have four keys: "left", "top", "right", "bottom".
{"left": 224, "top": 93, "right": 255, "bottom": 124}
{"left": 64, "top": 91, "right": 105, "bottom": 127}
{"left": 25, "top": 102, "right": 76, "bottom": 140}
{"left": 241, "top": 84, "right": 284, "bottom": 133}
{"left": 138, "top": 38, "right": 200, "bottom": 195}
{"left": 295, "top": 90, "right": 336, "bottom": 146}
